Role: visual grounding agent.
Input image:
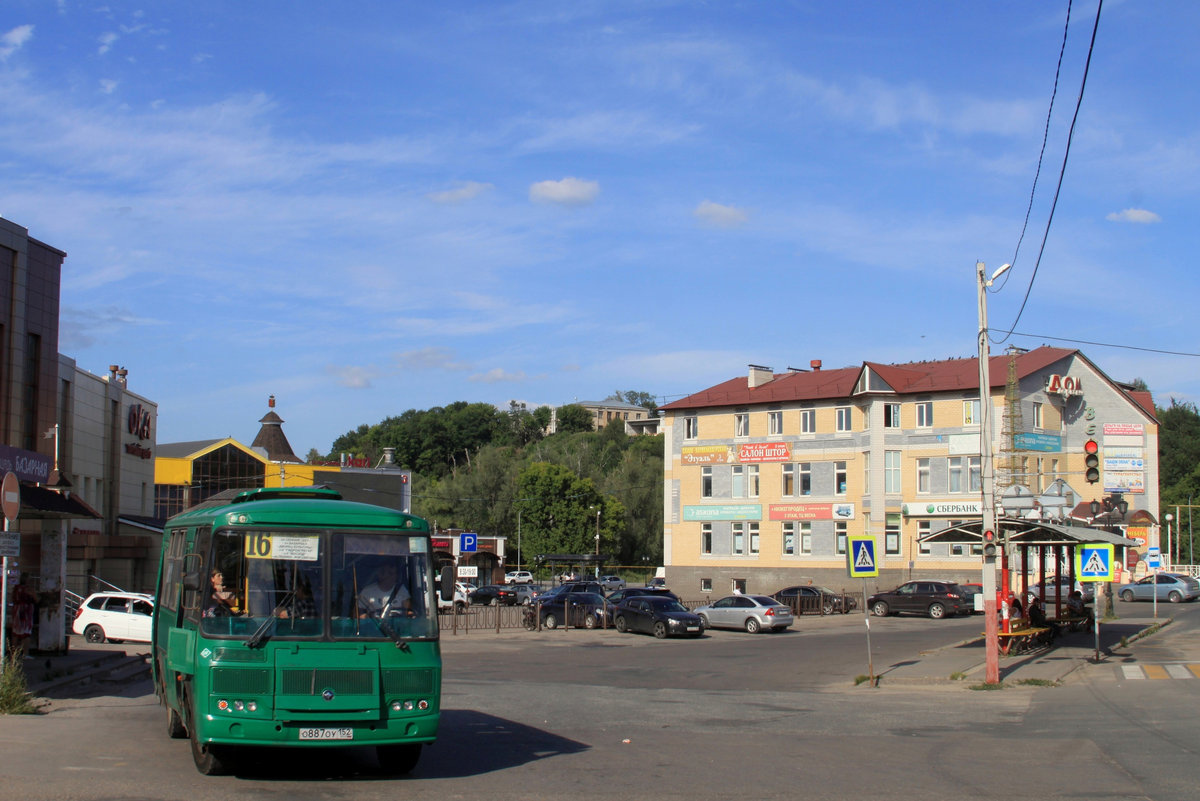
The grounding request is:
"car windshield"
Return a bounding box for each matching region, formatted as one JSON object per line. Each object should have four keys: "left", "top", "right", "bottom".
{"left": 648, "top": 599, "right": 688, "bottom": 613}
{"left": 200, "top": 529, "right": 436, "bottom": 641}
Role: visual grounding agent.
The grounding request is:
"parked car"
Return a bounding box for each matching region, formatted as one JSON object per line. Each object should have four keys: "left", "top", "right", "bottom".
{"left": 538, "top": 592, "right": 614, "bottom": 629}
{"left": 615, "top": 596, "right": 704, "bottom": 638}
{"left": 770, "top": 585, "right": 857, "bottom": 614}
{"left": 1119, "top": 573, "right": 1200, "bottom": 604}
{"left": 606, "top": 587, "right": 679, "bottom": 604}
{"left": 958, "top": 583, "right": 983, "bottom": 614}
{"left": 504, "top": 571, "right": 534, "bottom": 585}
{"left": 512, "top": 584, "right": 543, "bottom": 606}
{"left": 1026, "top": 575, "right": 1094, "bottom": 604}
{"left": 867, "top": 581, "right": 969, "bottom": 619}
{"left": 693, "top": 595, "right": 794, "bottom": 634}
{"left": 73, "top": 592, "right": 154, "bottom": 644}
{"left": 599, "top": 575, "right": 626, "bottom": 592}
{"left": 468, "top": 584, "right": 520, "bottom": 606}
{"left": 435, "top": 580, "right": 472, "bottom": 611}
{"left": 646, "top": 577, "right": 668, "bottom": 589}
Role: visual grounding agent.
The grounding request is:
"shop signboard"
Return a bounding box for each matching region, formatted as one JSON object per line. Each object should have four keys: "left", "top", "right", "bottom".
{"left": 1104, "top": 446, "right": 1143, "bottom": 459}
{"left": 769, "top": 503, "right": 855, "bottom": 521}
{"left": 681, "top": 445, "right": 734, "bottom": 465}
{"left": 1125, "top": 526, "right": 1149, "bottom": 547}
{"left": 1104, "top": 472, "right": 1145, "bottom": 494}
{"left": 948, "top": 434, "right": 979, "bottom": 455}
{"left": 1103, "top": 423, "right": 1144, "bottom": 437}
{"left": 900, "top": 499, "right": 984, "bottom": 517}
{"left": 738, "top": 442, "right": 791, "bottom": 463}
{"left": 0, "top": 445, "right": 51, "bottom": 484}
{"left": 683, "top": 504, "right": 762, "bottom": 521}
{"left": 1014, "top": 433, "right": 1062, "bottom": 452}
{"left": 1103, "top": 457, "right": 1144, "bottom": 472}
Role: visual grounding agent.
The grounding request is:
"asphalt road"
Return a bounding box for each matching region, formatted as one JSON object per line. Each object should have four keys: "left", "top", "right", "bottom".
{"left": 1, "top": 603, "right": 1198, "bottom": 800}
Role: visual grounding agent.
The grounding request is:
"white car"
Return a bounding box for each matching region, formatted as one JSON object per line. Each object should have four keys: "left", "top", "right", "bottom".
{"left": 504, "top": 571, "right": 534, "bottom": 585}
{"left": 73, "top": 592, "right": 154, "bottom": 644}
{"left": 437, "top": 581, "right": 473, "bottom": 611}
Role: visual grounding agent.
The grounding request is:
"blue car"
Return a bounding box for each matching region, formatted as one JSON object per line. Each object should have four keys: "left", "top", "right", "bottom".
{"left": 1119, "top": 573, "right": 1200, "bottom": 604}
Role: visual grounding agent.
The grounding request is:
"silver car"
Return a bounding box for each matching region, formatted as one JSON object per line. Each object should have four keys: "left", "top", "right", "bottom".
{"left": 599, "top": 575, "right": 626, "bottom": 592}
{"left": 1119, "top": 573, "right": 1200, "bottom": 604}
{"left": 693, "top": 594, "right": 794, "bottom": 633}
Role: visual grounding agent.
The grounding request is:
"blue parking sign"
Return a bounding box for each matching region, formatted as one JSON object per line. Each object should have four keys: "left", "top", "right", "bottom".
{"left": 460, "top": 532, "right": 478, "bottom": 553}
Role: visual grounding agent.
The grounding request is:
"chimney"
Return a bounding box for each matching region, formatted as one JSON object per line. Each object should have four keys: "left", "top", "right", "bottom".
{"left": 269, "top": 395, "right": 276, "bottom": 409}
{"left": 810, "top": 360, "right": 822, "bottom": 372}
{"left": 116, "top": 367, "right": 128, "bottom": 387}
{"left": 108, "top": 364, "right": 119, "bottom": 382}
{"left": 748, "top": 364, "right": 774, "bottom": 389}
{"left": 383, "top": 447, "right": 396, "bottom": 466}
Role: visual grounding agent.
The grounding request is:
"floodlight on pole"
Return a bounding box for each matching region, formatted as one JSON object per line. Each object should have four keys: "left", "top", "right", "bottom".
{"left": 990, "top": 263, "right": 1012, "bottom": 282}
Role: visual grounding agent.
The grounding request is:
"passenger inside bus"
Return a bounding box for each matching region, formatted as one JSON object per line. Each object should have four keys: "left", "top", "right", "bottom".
{"left": 278, "top": 580, "right": 318, "bottom": 619}
{"left": 204, "top": 570, "right": 242, "bottom": 617}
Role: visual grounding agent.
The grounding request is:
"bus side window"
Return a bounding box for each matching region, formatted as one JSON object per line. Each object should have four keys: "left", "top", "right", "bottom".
{"left": 183, "top": 527, "right": 212, "bottom": 621}
{"left": 161, "top": 528, "right": 188, "bottom": 612}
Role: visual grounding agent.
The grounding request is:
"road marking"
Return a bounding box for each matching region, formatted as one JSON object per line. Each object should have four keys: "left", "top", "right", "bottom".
{"left": 1166, "top": 665, "right": 1194, "bottom": 679}
{"left": 1121, "top": 666, "right": 1145, "bottom": 680}
{"left": 1142, "top": 665, "right": 1171, "bottom": 680}
{"left": 1188, "top": 664, "right": 1200, "bottom": 679}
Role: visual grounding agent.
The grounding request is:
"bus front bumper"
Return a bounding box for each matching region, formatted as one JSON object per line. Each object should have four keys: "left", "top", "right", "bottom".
{"left": 198, "top": 710, "right": 440, "bottom": 747}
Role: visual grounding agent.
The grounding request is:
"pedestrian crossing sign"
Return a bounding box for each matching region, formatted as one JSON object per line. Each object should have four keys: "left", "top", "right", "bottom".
{"left": 1076, "top": 544, "right": 1114, "bottom": 582}
{"left": 847, "top": 535, "right": 879, "bottom": 578}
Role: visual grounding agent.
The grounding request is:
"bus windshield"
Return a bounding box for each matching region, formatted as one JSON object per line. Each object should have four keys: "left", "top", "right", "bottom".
{"left": 200, "top": 529, "right": 435, "bottom": 641}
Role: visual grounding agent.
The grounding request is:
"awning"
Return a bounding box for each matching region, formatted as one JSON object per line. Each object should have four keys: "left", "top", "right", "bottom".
{"left": 919, "top": 519, "right": 1135, "bottom": 547}
{"left": 17, "top": 483, "right": 102, "bottom": 520}
{"left": 118, "top": 514, "right": 166, "bottom": 534}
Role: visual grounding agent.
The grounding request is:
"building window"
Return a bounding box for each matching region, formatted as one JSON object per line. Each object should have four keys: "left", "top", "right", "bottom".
{"left": 701, "top": 578, "right": 712, "bottom": 593}
{"left": 783, "top": 522, "right": 795, "bottom": 555}
{"left": 949, "top": 457, "right": 963, "bottom": 493}
{"left": 701, "top": 523, "right": 712, "bottom": 555}
{"left": 861, "top": 405, "right": 870, "bottom": 430}
{"left": 732, "top": 578, "right": 747, "bottom": 594}
{"left": 885, "top": 513, "right": 901, "bottom": 555}
{"left": 863, "top": 451, "right": 870, "bottom": 493}
{"left": 732, "top": 523, "right": 744, "bottom": 555}
{"left": 800, "top": 522, "right": 812, "bottom": 554}
{"left": 800, "top": 409, "right": 816, "bottom": 434}
{"left": 685, "top": 416, "right": 698, "bottom": 439}
{"left": 969, "top": 456, "right": 982, "bottom": 492}
{"left": 963, "top": 400, "right": 981, "bottom": 426}
{"left": 970, "top": 543, "right": 983, "bottom": 556}
{"left": 782, "top": 464, "right": 795, "bottom": 497}
{"left": 916, "top": 402, "right": 933, "bottom": 428}
{"left": 701, "top": 467, "right": 713, "bottom": 498}
{"left": 747, "top": 465, "right": 759, "bottom": 498}
{"left": 836, "top": 522, "right": 848, "bottom": 555}
{"left": 155, "top": 484, "right": 187, "bottom": 519}
{"left": 1051, "top": 458, "right": 1059, "bottom": 483}
{"left": 835, "top": 461, "right": 847, "bottom": 495}
{"left": 799, "top": 463, "right": 811, "bottom": 496}
{"left": 1031, "top": 402, "right": 1043, "bottom": 429}
{"left": 883, "top": 403, "right": 900, "bottom": 428}
{"left": 918, "top": 521, "right": 931, "bottom": 555}
{"left": 735, "top": 413, "right": 749, "bottom": 437}
{"left": 952, "top": 543, "right": 965, "bottom": 556}
{"left": 836, "top": 406, "right": 852, "bottom": 432}
{"left": 884, "top": 451, "right": 901, "bottom": 494}
{"left": 732, "top": 466, "right": 745, "bottom": 498}
{"left": 768, "top": 411, "right": 783, "bottom": 435}
{"left": 749, "top": 523, "right": 759, "bottom": 555}
{"left": 917, "top": 458, "right": 930, "bottom": 494}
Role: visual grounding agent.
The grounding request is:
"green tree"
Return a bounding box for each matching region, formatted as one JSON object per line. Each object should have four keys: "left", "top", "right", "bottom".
{"left": 304, "top": 447, "right": 324, "bottom": 464}
{"left": 606, "top": 390, "right": 658, "bottom": 413}
{"left": 554, "top": 404, "right": 593, "bottom": 434}
{"left": 516, "top": 462, "right": 624, "bottom": 559}
{"left": 1158, "top": 399, "right": 1200, "bottom": 492}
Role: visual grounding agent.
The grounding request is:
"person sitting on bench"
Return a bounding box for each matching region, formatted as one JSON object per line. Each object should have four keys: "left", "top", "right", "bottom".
{"left": 1027, "top": 597, "right": 1057, "bottom": 642}
{"left": 1066, "top": 590, "right": 1093, "bottom": 625}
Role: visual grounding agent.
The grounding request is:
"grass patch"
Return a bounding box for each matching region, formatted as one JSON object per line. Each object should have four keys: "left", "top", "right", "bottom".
{"left": 0, "top": 656, "right": 39, "bottom": 715}
{"left": 1014, "top": 678, "right": 1058, "bottom": 687}
{"left": 968, "top": 681, "right": 1006, "bottom": 691}
{"left": 950, "top": 671, "right": 969, "bottom": 681}
{"left": 854, "top": 674, "right": 873, "bottom": 686}
{"left": 1119, "top": 636, "right": 1128, "bottom": 649}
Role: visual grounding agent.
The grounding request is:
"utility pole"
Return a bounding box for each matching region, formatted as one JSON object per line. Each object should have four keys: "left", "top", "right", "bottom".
{"left": 978, "top": 261, "right": 1008, "bottom": 685}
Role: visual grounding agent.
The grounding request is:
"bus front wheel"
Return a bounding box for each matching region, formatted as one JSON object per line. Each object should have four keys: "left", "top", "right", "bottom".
{"left": 377, "top": 744, "right": 421, "bottom": 775}
{"left": 189, "top": 701, "right": 235, "bottom": 776}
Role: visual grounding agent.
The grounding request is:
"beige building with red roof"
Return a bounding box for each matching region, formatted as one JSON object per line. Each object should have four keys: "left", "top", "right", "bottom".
{"left": 659, "top": 347, "right": 1159, "bottom": 597}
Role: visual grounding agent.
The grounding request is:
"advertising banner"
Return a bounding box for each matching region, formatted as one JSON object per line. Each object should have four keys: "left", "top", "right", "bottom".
{"left": 681, "top": 445, "right": 734, "bottom": 465}
{"left": 1104, "top": 472, "right": 1145, "bottom": 494}
{"left": 1103, "top": 423, "right": 1144, "bottom": 436}
{"left": 948, "top": 434, "right": 980, "bottom": 455}
{"left": 1125, "top": 526, "right": 1149, "bottom": 547}
{"left": 683, "top": 504, "right": 762, "bottom": 521}
{"left": 738, "top": 442, "right": 792, "bottom": 463}
{"left": 1104, "top": 446, "right": 1143, "bottom": 459}
{"left": 1014, "top": 433, "right": 1062, "bottom": 452}
{"left": 900, "top": 500, "right": 984, "bottom": 517}
{"left": 768, "top": 503, "right": 855, "bottom": 521}
{"left": 1103, "top": 458, "right": 1145, "bottom": 472}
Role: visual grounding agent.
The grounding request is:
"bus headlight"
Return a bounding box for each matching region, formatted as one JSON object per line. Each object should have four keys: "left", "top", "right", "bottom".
{"left": 217, "top": 700, "right": 229, "bottom": 711}
{"left": 247, "top": 701, "right": 257, "bottom": 712}
{"left": 233, "top": 701, "right": 244, "bottom": 711}
{"left": 403, "top": 700, "right": 414, "bottom": 711}
{"left": 391, "top": 701, "right": 403, "bottom": 712}
{"left": 418, "top": 700, "right": 429, "bottom": 710}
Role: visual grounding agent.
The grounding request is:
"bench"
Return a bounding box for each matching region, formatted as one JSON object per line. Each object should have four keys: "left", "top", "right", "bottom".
{"left": 1048, "top": 614, "right": 1091, "bottom": 633}
{"left": 985, "top": 618, "right": 1052, "bottom": 656}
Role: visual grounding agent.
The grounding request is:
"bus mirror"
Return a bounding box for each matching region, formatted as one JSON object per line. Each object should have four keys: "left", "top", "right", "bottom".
{"left": 182, "top": 571, "right": 202, "bottom": 592}
{"left": 439, "top": 566, "right": 455, "bottom": 601}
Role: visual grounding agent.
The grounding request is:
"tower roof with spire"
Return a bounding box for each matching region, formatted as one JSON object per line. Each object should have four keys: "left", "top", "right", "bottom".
{"left": 251, "top": 407, "right": 303, "bottom": 463}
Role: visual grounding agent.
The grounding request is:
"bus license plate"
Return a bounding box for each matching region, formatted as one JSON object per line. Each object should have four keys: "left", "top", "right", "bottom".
{"left": 299, "top": 727, "right": 354, "bottom": 741}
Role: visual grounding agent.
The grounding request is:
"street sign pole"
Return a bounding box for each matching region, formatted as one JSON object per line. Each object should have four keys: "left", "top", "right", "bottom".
{"left": 0, "top": 472, "right": 21, "bottom": 675}
{"left": 863, "top": 578, "right": 873, "bottom": 686}
{"left": 848, "top": 535, "right": 878, "bottom": 687}
{"left": 976, "top": 262, "right": 1000, "bottom": 685}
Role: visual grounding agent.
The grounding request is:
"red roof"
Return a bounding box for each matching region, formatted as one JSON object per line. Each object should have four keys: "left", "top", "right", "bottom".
{"left": 1126, "top": 390, "right": 1156, "bottom": 421}
{"left": 661, "top": 347, "right": 1076, "bottom": 411}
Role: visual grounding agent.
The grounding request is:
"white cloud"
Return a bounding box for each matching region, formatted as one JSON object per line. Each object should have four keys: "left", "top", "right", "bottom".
{"left": 394, "top": 346, "right": 471, "bottom": 371}
{"left": 427, "top": 181, "right": 493, "bottom": 204}
{"left": 519, "top": 111, "right": 697, "bottom": 152}
{"left": 1106, "top": 208, "right": 1161, "bottom": 224}
{"left": 99, "top": 79, "right": 118, "bottom": 94}
{"left": 529, "top": 177, "right": 599, "bottom": 206}
{"left": 0, "top": 25, "right": 34, "bottom": 61}
{"left": 98, "top": 31, "right": 118, "bottom": 55}
{"left": 694, "top": 200, "right": 748, "bottom": 228}
{"left": 59, "top": 305, "right": 143, "bottom": 349}
{"left": 468, "top": 368, "right": 527, "bottom": 384}
{"left": 325, "top": 364, "right": 379, "bottom": 389}
{"left": 193, "top": 53, "right": 211, "bottom": 65}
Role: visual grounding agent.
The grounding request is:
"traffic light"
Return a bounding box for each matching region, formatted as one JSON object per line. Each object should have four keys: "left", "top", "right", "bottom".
{"left": 982, "top": 529, "right": 997, "bottom": 558}
{"left": 1084, "top": 439, "right": 1100, "bottom": 484}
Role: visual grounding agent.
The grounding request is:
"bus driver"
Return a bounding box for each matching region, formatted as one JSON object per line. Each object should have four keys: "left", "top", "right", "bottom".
{"left": 358, "top": 561, "right": 412, "bottom": 618}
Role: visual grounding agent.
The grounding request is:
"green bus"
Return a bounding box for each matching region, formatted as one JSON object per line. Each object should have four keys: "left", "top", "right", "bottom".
{"left": 151, "top": 486, "right": 452, "bottom": 775}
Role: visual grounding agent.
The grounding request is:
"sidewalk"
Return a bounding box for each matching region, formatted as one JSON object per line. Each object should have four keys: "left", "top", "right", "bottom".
{"left": 875, "top": 616, "right": 1165, "bottom": 687}
{"left": 16, "top": 639, "right": 150, "bottom": 697}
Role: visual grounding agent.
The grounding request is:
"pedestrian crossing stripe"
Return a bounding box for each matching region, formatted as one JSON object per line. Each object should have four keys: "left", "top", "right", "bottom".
{"left": 846, "top": 535, "right": 878, "bottom": 578}
{"left": 1117, "top": 664, "right": 1200, "bottom": 680}
{"left": 1083, "top": 550, "right": 1107, "bottom": 574}
{"left": 855, "top": 544, "right": 874, "bottom": 568}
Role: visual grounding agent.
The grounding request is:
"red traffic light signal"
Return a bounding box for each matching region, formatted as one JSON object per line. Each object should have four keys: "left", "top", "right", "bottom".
{"left": 982, "top": 529, "right": 996, "bottom": 557}
{"left": 1084, "top": 439, "right": 1100, "bottom": 483}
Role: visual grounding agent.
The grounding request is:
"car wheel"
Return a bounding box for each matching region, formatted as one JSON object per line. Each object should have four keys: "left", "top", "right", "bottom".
{"left": 544, "top": 614, "right": 558, "bottom": 630}
{"left": 872, "top": 602, "right": 890, "bottom": 617}
{"left": 615, "top": 616, "right": 628, "bottom": 633}
{"left": 698, "top": 614, "right": 710, "bottom": 629}
{"left": 189, "top": 699, "right": 235, "bottom": 776}
{"left": 377, "top": 744, "right": 421, "bottom": 776}
{"left": 928, "top": 603, "right": 945, "bottom": 620}
{"left": 167, "top": 704, "right": 188, "bottom": 739}
{"left": 523, "top": 597, "right": 532, "bottom": 606}
{"left": 653, "top": 622, "right": 668, "bottom": 639}
{"left": 1169, "top": 591, "right": 1183, "bottom": 604}
{"left": 84, "top": 624, "right": 105, "bottom": 644}
{"left": 584, "top": 614, "right": 598, "bottom": 629}
{"left": 455, "top": 601, "right": 466, "bottom": 612}
{"left": 822, "top": 602, "right": 835, "bottom": 615}
{"left": 745, "top": 617, "right": 761, "bottom": 634}
{"left": 1121, "top": 590, "right": 1135, "bottom": 603}
{"left": 490, "top": 597, "right": 499, "bottom": 606}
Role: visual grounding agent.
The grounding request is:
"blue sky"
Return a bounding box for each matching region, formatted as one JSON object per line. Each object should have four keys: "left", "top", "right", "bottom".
{"left": 1, "top": 1, "right": 1197, "bottom": 454}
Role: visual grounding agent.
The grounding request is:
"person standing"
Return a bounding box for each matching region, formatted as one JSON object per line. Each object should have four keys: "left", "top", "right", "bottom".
{"left": 11, "top": 577, "right": 36, "bottom": 659}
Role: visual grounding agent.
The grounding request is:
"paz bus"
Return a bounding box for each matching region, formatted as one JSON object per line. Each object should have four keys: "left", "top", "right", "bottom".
{"left": 150, "top": 486, "right": 452, "bottom": 775}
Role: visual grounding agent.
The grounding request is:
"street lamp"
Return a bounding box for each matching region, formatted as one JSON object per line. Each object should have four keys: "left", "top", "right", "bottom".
{"left": 1166, "top": 513, "right": 1174, "bottom": 569}
{"left": 589, "top": 506, "right": 602, "bottom": 577}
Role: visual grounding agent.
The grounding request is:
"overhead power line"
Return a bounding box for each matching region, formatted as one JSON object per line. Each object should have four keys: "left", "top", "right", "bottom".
{"left": 1011, "top": 331, "right": 1200, "bottom": 358}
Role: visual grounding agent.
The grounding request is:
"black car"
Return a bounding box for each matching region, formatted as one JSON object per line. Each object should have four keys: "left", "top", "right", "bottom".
{"left": 770, "top": 585, "right": 857, "bottom": 614}
{"left": 958, "top": 583, "right": 983, "bottom": 614}
{"left": 615, "top": 596, "right": 704, "bottom": 639}
{"left": 468, "top": 584, "right": 520, "bottom": 606}
{"left": 538, "top": 592, "right": 614, "bottom": 629}
{"left": 867, "top": 581, "right": 969, "bottom": 619}
{"left": 606, "top": 587, "right": 680, "bottom": 604}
